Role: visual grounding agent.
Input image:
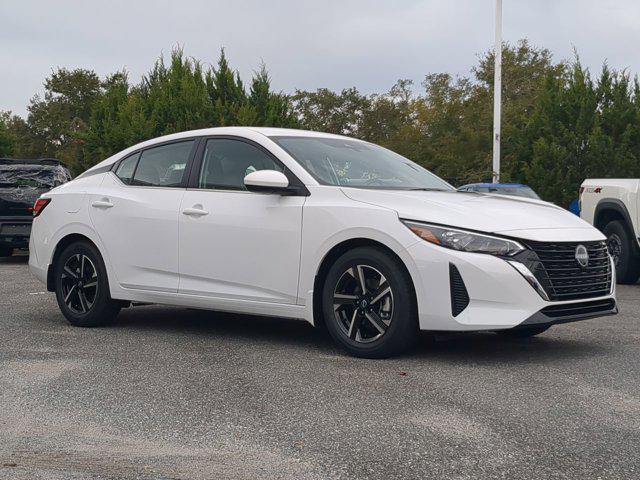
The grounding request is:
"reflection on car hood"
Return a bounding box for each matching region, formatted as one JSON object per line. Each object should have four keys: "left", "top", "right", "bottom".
{"left": 341, "top": 188, "right": 604, "bottom": 241}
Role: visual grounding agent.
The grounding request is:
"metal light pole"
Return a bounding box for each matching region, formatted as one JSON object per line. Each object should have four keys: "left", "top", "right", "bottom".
{"left": 492, "top": 0, "right": 502, "bottom": 183}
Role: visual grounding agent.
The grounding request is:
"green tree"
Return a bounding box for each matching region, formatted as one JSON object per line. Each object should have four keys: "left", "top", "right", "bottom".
{"left": 5, "top": 38, "right": 640, "bottom": 192}
{"left": 0, "top": 113, "right": 15, "bottom": 157}
{"left": 81, "top": 72, "right": 131, "bottom": 170}
{"left": 206, "top": 49, "right": 249, "bottom": 126}
{"left": 249, "top": 64, "right": 298, "bottom": 128}
{"left": 523, "top": 61, "right": 640, "bottom": 206}
{"left": 292, "top": 87, "right": 369, "bottom": 135}
{"left": 140, "top": 48, "right": 213, "bottom": 137}
{"left": 1, "top": 113, "right": 38, "bottom": 159}
{"left": 27, "top": 68, "right": 102, "bottom": 166}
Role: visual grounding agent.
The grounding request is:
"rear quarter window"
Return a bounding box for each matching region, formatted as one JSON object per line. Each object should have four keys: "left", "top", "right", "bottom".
{"left": 114, "top": 153, "right": 139, "bottom": 185}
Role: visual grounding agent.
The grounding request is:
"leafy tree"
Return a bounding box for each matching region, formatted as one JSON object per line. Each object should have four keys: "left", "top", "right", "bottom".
{"left": 4, "top": 39, "right": 640, "bottom": 202}
{"left": 206, "top": 49, "right": 249, "bottom": 126}
{"left": 1, "top": 113, "right": 38, "bottom": 158}
{"left": 81, "top": 72, "right": 131, "bottom": 170}
{"left": 523, "top": 61, "right": 640, "bottom": 206}
{"left": 139, "top": 48, "right": 212, "bottom": 136}
{"left": 292, "top": 87, "right": 369, "bottom": 135}
{"left": 27, "top": 68, "right": 102, "bottom": 165}
{"left": 290, "top": 40, "right": 564, "bottom": 186}
{"left": 249, "top": 64, "right": 298, "bottom": 128}
{"left": 0, "top": 113, "right": 15, "bottom": 157}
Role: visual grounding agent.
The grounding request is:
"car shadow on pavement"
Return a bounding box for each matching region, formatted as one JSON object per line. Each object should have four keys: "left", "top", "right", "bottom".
{"left": 111, "top": 305, "right": 611, "bottom": 364}
{"left": 412, "top": 329, "right": 611, "bottom": 365}
{"left": 114, "top": 305, "right": 336, "bottom": 351}
{"left": 0, "top": 254, "right": 29, "bottom": 264}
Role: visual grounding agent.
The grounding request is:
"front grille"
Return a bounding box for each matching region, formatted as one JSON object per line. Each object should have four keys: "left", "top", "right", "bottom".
{"left": 541, "top": 298, "right": 616, "bottom": 318}
{"left": 522, "top": 241, "right": 612, "bottom": 301}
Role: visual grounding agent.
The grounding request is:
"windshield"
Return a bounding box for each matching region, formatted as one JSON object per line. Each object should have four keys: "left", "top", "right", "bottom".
{"left": 270, "top": 136, "right": 453, "bottom": 191}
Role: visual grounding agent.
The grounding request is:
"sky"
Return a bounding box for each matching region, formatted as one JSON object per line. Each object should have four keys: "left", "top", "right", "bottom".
{"left": 1, "top": 0, "right": 639, "bottom": 117}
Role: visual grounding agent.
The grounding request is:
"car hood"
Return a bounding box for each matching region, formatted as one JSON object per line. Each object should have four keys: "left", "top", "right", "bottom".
{"left": 341, "top": 188, "right": 605, "bottom": 242}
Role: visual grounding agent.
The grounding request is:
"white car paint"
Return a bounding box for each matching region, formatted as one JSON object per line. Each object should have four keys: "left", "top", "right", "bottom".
{"left": 341, "top": 188, "right": 604, "bottom": 238}
{"left": 178, "top": 188, "right": 304, "bottom": 303}
{"left": 89, "top": 173, "right": 185, "bottom": 292}
{"left": 29, "top": 127, "right": 616, "bottom": 333}
{"left": 243, "top": 169, "right": 289, "bottom": 189}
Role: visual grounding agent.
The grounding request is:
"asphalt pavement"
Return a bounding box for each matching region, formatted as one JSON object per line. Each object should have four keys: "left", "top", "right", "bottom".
{"left": 1, "top": 255, "right": 639, "bottom": 480}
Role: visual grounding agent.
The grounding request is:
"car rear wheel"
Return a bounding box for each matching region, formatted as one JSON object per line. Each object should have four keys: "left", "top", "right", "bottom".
{"left": 322, "top": 247, "right": 418, "bottom": 358}
{"left": 495, "top": 325, "right": 551, "bottom": 338}
{"left": 603, "top": 220, "right": 640, "bottom": 284}
{"left": 54, "top": 241, "right": 121, "bottom": 327}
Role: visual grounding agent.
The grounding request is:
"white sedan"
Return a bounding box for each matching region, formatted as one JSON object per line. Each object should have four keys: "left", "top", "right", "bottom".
{"left": 28, "top": 127, "right": 617, "bottom": 357}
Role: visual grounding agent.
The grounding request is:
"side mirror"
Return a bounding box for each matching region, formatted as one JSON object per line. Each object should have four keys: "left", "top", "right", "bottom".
{"left": 244, "top": 170, "right": 290, "bottom": 194}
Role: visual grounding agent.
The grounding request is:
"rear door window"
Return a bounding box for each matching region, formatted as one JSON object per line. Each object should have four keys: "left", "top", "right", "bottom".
{"left": 131, "top": 141, "right": 195, "bottom": 187}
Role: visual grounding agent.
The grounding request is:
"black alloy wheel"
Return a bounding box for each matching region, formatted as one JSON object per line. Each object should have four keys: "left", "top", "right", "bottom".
{"left": 54, "top": 241, "right": 121, "bottom": 327}
{"left": 322, "top": 247, "right": 418, "bottom": 358}
{"left": 60, "top": 253, "right": 99, "bottom": 314}
{"left": 332, "top": 264, "right": 394, "bottom": 343}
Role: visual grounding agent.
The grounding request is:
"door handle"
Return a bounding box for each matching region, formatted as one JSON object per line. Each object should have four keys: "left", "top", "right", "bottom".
{"left": 182, "top": 207, "right": 209, "bottom": 217}
{"left": 91, "top": 199, "right": 113, "bottom": 209}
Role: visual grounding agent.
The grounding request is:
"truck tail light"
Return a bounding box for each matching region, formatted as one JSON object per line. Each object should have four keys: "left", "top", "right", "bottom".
{"left": 33, "top": 198, "right": 51, "bottom": 217}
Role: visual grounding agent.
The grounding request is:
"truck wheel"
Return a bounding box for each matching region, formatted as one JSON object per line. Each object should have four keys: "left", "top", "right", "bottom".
{"left": 604, "top": 220, "right": 640, "bottom": 284}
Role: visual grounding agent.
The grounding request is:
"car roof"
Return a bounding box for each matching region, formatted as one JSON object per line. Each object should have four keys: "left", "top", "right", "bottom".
{"left": 84, "top": 127, "right": 364, "bottom": 174}
{"left": 246, "top": 127, "right": 351, "bottom": 138}
{"left": 131, "top": 127, "right": 353, "bottom": 145}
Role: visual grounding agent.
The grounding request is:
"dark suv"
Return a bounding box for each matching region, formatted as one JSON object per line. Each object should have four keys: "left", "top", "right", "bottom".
{"left": 0, "top": 158, "right": 72, "bottom": 257}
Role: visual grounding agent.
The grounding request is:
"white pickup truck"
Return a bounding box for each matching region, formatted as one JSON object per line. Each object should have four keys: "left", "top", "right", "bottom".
{"left": 580, "top": 179, "right": 640, "bottom": 284}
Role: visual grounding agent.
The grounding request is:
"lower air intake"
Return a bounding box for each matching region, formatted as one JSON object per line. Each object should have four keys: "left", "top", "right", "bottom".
{"left": 450, "top": 263, "right": 470, "bottom": 317}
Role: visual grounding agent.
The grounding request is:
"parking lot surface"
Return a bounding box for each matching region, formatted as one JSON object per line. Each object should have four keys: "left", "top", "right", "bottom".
{"left": 1, "top": 255, "right": 639, "bottom": 480}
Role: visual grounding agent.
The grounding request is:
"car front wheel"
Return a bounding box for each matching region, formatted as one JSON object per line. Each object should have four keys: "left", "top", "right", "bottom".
{"left": 322, "top": 247, "right": 418, "bottom": 358}
{"left": 54, "top": 241, "right": 121, "bottom": 327}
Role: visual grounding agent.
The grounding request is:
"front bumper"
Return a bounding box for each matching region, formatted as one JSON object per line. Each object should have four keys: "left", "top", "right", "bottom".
{"left": 520, "top": 298, "right": 617, "bottom": 326}
{"left": 404, "top": 241, "right": 617, "bottom": 332}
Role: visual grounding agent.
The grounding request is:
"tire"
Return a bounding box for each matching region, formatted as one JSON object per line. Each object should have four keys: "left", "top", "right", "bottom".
{"left": 495, "top": 325, "right": 551, "bottom": 338}
{"left": 54, "top": 241, "right": 121, "bottom": 327}
{"left": 322, "top": 247, "right": 418, "bottom": 358}
{"left": 603, "top": 220, "right": 640, "bottom": 285}
{"left": 0, "top": 247, "right": 12, "bottom": 258}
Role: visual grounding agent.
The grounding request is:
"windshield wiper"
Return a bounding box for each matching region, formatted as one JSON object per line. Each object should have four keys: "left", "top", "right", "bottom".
{"left": 407, "top": 187, "right": 449, "bottom": 192}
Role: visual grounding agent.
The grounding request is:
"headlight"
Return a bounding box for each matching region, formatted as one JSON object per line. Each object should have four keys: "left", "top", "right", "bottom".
{"left": 402, "top": 221, "right": 525, "bottom": 256}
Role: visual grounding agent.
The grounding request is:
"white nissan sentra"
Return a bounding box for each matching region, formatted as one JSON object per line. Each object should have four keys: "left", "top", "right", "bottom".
{"left": 28, "top": 127, "right": 617, "bottom": 357}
